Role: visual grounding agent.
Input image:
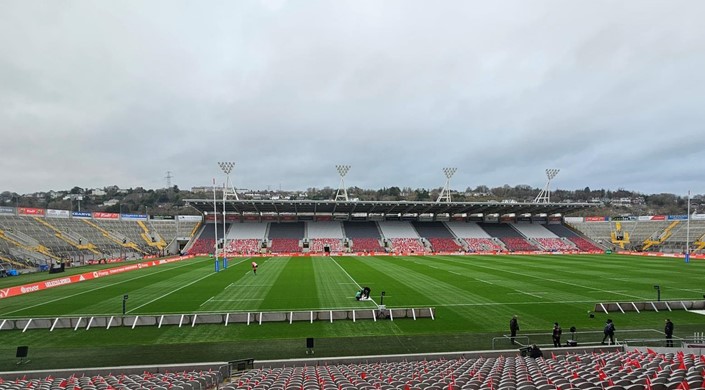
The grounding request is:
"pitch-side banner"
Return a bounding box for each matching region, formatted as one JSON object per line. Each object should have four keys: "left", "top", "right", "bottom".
{"left": 46, "top": 209, "right": 71, "bottom": 218}
{"left": 177, "top": 215, "right": 202, "bottom": 221}
{"left": 18, "top": 207, "right": 45, "bottom": 216}
{"left": 72, "top": 211, "right": 92, "bottom": 219}
{"left": 0, "top": 255, "right": 194, "bottom": 300}
{"left": 563, "top": 217, "right": 583, "bottom": 223}
{"left": 121, "top": 214, "right": 148, "bottom": 220}
{"left": 667, "top": 215, "right": 688, "bottom": 221}
{"left": 93, "top": 212, "right": 119, "bottom": 220}
{"left": 584, "top": 216, "right": 607, "bottom": 222}
{"left": 0, "top": 207, "right": 14, "bottom": 215}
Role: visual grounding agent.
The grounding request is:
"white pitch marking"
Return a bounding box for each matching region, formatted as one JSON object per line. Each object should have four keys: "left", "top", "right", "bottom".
{"left": 1, "top": 258, "right": 208, "bottom": 316}
{"left": 439, "top": 256, "right": 647, "bottom": 300}
{"left": 200, "top": 296, "right": 214, "bottom": 307}
{"left": 328, "top": 257, "right": 379, "bottom": 307}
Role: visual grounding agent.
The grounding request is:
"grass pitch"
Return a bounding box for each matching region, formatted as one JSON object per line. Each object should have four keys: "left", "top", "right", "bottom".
{"left": 1, "top": 254, "right": 704, "bottom": 371}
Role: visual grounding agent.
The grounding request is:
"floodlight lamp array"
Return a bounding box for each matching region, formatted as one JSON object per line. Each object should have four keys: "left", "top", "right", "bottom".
{"left": 545, "top": 168, "right": 560, "bottom": 180}
{"left": 336, "top": 165, "right": 351, "bottom": 177}
{"left": 218, "top": 161, "right": 235, "bottom": 175}
{"left": 442, "top": 167, "right": 457, "bottom": 179}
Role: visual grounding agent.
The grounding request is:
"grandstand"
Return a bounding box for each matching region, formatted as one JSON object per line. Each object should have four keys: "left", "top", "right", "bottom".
{"left": 0, "top": 211, "right": 200, "bottom": 269}
{"left": 306, "top": 221, "right": 345, "bottom": 253}
{"left": 343, "top": 221, "right": 385, "bottom": 253}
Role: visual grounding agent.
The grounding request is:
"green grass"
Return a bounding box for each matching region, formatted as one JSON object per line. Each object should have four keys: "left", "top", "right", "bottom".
{"left": 1, "top": 254, "right": 704, "bottom": 371}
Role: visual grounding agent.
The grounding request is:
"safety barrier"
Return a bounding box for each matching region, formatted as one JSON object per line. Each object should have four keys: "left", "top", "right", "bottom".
{"left": 0, "top": 307, "right": 435, "bottom": 332}
{"left": 593, "top": 300, "right": 705, "bottom": 314}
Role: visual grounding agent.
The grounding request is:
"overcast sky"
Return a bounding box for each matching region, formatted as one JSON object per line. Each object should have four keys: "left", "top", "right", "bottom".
{"left": 2, "top": 1, "right": 704, "bottom": 196}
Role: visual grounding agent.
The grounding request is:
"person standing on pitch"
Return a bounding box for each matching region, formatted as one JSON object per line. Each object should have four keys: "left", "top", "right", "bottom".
{"left": 664, "top": 319, "right": 674, "bottom": 347}
{"left": 552, "top": 322, "right": 562, "bottom": 347}
{"left": 251, "top": 261, "right": 258, "bottom": 275}
{"left": 510, "top": 315, "right": 520, "bottom": 345}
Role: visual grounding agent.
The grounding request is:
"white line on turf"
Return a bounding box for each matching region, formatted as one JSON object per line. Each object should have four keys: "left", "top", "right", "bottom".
{"left": 509, "top": 291, "right": 546, "bottom": 298}
{"left": 127, "top": 258, "right": 248, "bottom": 314}
{"left": 0, "top": 258, "right": 208, "bottom": 316}
{"left": 328, "top": 256, "right": 379, "bottom": 306}
{"left": 200, "top": 296, "right": 214, "bottom": 307}
{"left": 127, "top": 271, "right": 217, "bottom": 313}
{"left": 439, "top": 256, "right": 647, "bottom": 300}
{"left": 476, "top": 279, "right": 495, "bottom": 285}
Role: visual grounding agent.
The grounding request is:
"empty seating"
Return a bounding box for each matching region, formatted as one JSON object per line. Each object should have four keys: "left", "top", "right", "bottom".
{"left": 534, "top": 237, "right": 578, "bottom": 251}
{"left": 309, "top": 238, "right": 344, "bottom": 253}
{"left": 344, "top": 221, "right": 384, "bottom": 252}
{"left": 229, "top": 350, "right": 705, "bottom": 390}
{"left": 464, "top": 237, "right": 504, "bottom": 252}
{"left": 569, "top": 236, "right": 603, "bottom": 251}
{"left": 226, "top": 238, "right": 261, "bottom": 254}
{"left": 0, "top": 369, "right": 223, "bottom": 390}
{"left": 269, "top": 238, "right": 301, "bottom": 253}
{"left": 501, "top": 237, "right": 540, "bottom": 251}
{"left": 389, "top": 237, "right": 426, "bottom": 253}
{"left": 350, "top": 237, "right": 384, "bottom": 252}
{"left": 428, "top": 237, "right": 461, "bottom": 252}
{"left": 188, "top": 238, "right": 215, "bottom": 255}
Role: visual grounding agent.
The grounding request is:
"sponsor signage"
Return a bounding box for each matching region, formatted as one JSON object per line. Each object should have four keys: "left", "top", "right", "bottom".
{"left": 0, "top": 206, "right": 14, "bottom": 215}
{"left": 638, "top": 216, "right": 653, "bottom": 221}
{"left": 46, "top": 209, "right": 71, "bottom": 218}
{"left": 151, "top": 215, "right": 175, "bottom": 220}
{"left": 692, "top": 214, "right": 705, "bottom": 221}
{"left": 93, "top": 212, "right": 119, "bottom": 220}
{"left": 18, "top": 207, "right": 45, "bottom": 216}
{"left": 72, "top": 211, "right": 92, "bottom": 219}
{"left": 177, "top": 215, "right": 202, "bottom": 221}
{"left": 0, "top": 255, "right": 194, "bottom": 300}
{"left": 667, "top": 215, "right": 688, "bottom": 221}
{"left": 612, "top": 216, "right": 637, "bottom": 221}
{"left": 563, "top": 217, "right": 584, "bottom": 223}
{"left": 584, "top": 216, "right": 607, "bottom": 222}
{"left": 121, "top": 214, "right": 148, "bottom": 220}
{"left": 650, "top": 215, "right": 667, "bottom": 221}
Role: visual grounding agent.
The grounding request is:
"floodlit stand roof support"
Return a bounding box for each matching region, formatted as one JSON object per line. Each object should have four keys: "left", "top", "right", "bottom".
{"left": 436, "top": 167, "right": 457, "bottom": 203}
{"left": 534, "top": 168, "right": 560, "bottom": 203}
{"left": 335, "top": 165, "right": 351, "bottom": 202}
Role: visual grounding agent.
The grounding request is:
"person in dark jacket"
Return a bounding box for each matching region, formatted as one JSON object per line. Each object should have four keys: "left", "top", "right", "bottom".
{"left": 552, "top": 322, "right": 562, "bottom": 347}
{"left": 510, "top": 315, "right": 520, "bottom": 345}
{"left": 664, "top": 319, "right": 674, "bottom": 347}
{"left": 602, "top": 319, "right": 615, "bottom": 345}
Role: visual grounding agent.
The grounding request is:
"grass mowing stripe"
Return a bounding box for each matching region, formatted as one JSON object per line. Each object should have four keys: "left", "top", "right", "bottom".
{"left": 323, "top": 257, "right": 378, "bottom": 307}
{"left": 0, "top": 258, "right": 211, "bottom": 317}
{"left": 3, "top": 254, "right": 705, "bottom": 372}
{"left": 436, "top": 255, "right": 648, "bottom": 300}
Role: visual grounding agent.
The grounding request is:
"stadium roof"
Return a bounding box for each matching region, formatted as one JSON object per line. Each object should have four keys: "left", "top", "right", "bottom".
{"left": 185, "top": 199, "right": 596, "bottom": 216}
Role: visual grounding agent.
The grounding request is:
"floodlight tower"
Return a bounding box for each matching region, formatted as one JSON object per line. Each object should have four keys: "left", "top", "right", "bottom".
{"left": 534, "top": 168, "right": 560, "bottom": 203}
{"left": 436, "top": 167, "right": 457, "bottom": 203}
{"left": 218, "top": 161, "right": 237, "bottom": 265}
{"left": 335, "top": 165, "right": 351, "bottom": 202}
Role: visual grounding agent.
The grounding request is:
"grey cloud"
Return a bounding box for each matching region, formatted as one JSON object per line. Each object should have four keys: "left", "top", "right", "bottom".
{"left": 1, "top": 0, "right": 705, "bottom": 196}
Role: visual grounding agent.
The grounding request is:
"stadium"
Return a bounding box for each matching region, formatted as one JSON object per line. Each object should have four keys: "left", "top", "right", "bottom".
{"left": 3, "top": 1, "right": 705, "bottom": 388}
{"left": 2, "top": 175, "right": 705, "bottom": 389}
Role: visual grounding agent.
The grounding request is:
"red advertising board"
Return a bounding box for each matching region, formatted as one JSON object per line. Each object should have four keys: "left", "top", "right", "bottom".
{"left": 18, "top": 207, "right": 45, "bottom": 216}
{"left": 93, "top": 212, "right": 119, "bottom": 219}
{"left": 0, "top": 255, "right": 193, "bottom": 300}
{"left": 650, "top": 215, "right": 667, "bottom": 221}
{"left": 584, "top": 216, "right": 606, "bottom": 222}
